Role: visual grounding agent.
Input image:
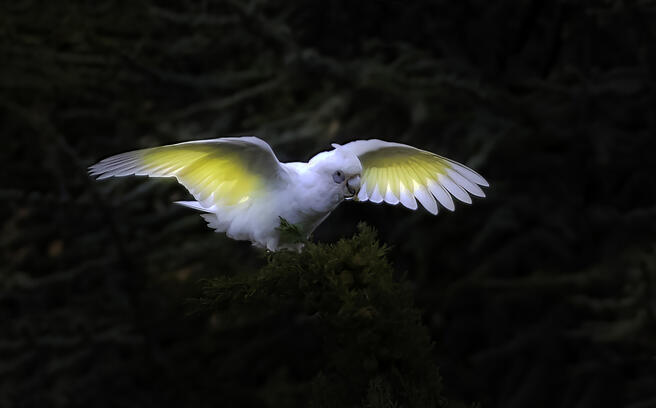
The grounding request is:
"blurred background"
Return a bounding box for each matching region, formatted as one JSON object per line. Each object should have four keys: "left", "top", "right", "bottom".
{"left": 2, "top": 0, "right": 656, "bottom": 407}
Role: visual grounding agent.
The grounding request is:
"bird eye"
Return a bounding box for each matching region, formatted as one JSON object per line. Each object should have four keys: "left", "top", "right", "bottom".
{"left": 332, "top": 170, "right": 345, "bottom": 184}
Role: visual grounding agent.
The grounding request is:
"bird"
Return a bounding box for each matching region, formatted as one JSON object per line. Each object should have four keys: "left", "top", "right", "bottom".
{"left": 89, "top": 137, "right": 489, "bottom": 251}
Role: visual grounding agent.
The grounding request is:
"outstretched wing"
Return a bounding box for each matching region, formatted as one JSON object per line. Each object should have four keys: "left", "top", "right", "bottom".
{"left": 342, "top": 139, "right": 489, "bottom": 214}
{"left": 89, "top": 136, "right": 288, "bottom": 208}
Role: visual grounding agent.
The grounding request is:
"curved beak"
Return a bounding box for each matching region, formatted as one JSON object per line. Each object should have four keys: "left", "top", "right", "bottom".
{"left": 346, "top": 175, "right": 361, "bottom": 199}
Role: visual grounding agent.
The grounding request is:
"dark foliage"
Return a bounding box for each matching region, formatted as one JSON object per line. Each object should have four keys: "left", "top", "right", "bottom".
{"left": 198, "top": 223, "right": 444, "bottom": 407}
{"left": 2, "top": 0, "right": 656, "bottom": 407}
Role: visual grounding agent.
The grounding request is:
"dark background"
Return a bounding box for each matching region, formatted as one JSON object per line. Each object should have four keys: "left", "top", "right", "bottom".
{"left": 2, "top": 0, "right": 656, "bottom": 407}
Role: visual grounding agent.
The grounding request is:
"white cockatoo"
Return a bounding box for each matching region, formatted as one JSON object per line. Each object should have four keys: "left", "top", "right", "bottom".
{"left": 89, "top": 137, "right": 488, "bottom": 250}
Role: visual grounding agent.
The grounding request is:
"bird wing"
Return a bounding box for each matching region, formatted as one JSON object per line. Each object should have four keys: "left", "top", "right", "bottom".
{"left": 341, "top": 139, "right": 489, "bottom": 214}
{"left": 89, "top": 136, "right": 288, "bottom": 208}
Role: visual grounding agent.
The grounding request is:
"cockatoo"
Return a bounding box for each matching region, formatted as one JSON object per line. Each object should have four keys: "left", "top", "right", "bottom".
{"left": 89, "top": 137, "right": 488, "bottom": 250}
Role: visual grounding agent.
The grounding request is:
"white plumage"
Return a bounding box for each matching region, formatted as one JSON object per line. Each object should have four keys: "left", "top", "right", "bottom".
{"left": 89, "top": 137, "right": 489, "bottom": 250}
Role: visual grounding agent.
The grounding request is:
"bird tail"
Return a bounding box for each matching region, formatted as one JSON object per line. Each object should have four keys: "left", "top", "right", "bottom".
{"left": 174, "top": 201, "right": 208, "bottom": 212}
{"left": 176, "top": 200, "right": 224, "bottom": 232}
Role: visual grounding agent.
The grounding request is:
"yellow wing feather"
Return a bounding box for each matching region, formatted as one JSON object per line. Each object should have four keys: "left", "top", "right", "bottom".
{"left": 343, "top": 140, "right": 488, "bottom": 214}
{"left": 89, "top": 137, "right": 285, "bottom": 207}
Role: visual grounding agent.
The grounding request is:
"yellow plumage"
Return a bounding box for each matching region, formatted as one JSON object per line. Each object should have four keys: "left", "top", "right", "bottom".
{"left": 91, "top": 138, "right": 282, "bottom": 209}
{"left": 359, "top": 147, "right": 449, "bottom": 198}
{"left": 141, "top": 145, "right": 260, "bottom": 206}
{"left": 342, "top": 140, "right": 488, "bottom": 214}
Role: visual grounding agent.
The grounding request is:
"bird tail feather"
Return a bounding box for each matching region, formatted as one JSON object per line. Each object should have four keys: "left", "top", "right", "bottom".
{"left": 174, "top": 201, "right": 208, "bottom": 212}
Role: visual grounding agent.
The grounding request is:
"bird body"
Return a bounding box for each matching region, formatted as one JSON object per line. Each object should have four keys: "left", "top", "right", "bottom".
{"left": 89, "top": 137, "right": 488, "bottom": 250}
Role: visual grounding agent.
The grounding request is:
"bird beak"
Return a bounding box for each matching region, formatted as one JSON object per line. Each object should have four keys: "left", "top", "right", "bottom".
{"left": 346, "top": 175, "right": 360, "bottom": 200}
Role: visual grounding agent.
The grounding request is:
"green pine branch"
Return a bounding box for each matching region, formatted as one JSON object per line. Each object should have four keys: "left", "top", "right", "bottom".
{"left": 197, "top": 223, "right": 445, "bottom": 408}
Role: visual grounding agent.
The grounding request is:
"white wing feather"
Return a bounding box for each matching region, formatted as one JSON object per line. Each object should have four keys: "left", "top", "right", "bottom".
{"left": 90, "top": 137, "right": 292, "bottom": 249}
{"left": 342, "top": 139, "right": 488, "bottom": 214}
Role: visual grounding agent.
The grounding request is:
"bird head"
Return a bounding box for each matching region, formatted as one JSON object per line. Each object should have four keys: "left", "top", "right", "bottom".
{"left": 308, "top": 144, "right": 362, "bottom": 199}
